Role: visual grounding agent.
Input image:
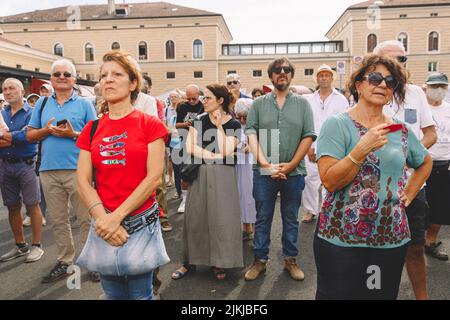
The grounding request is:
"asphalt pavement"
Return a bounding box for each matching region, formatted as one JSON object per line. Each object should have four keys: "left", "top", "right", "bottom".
{"left": 0, "top": 187, "right": 449, "bottom": 300}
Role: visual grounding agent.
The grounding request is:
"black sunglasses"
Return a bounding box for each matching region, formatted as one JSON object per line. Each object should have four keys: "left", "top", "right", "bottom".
{"left": 363, "top": 72, "right": 399, "bottom": 90}
{"left": 227, "top": 80, "right": 239, "bottom": 86}
{"left": 52, "top": 71, "right": 72, "bottom": 78}
{"left": 396, "top": 56, "right": 408, "bottom": 63}
{"left": 273, "top": 66, "right": 293, "bottom": 75}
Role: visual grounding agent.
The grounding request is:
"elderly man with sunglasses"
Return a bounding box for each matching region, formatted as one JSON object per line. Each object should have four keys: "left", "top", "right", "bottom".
{"left": 27, "top": 59, "right": 97, "bottom": 284}
{"left": 375, "top": 40, "right": 437, "bottom": 300}
{"left": 226, "top": 73, "right": 251, "bottom": 100}
{"left": 244, "top": 57, "right": 316, "bottom": 281}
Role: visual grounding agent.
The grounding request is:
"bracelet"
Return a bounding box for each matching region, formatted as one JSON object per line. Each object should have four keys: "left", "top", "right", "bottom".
{"left": 88, "top": 202, "right": 103, "bottom": 214}
{"left": 348, "top": 154, "right": 364, "bottom": 168}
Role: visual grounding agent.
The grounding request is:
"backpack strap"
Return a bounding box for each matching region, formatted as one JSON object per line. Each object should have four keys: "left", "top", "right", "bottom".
{"left": 39, "top": 97, "right": 48, "bottom": 124}
{"left": 89, "top": 119, "right": 100, "bottom": 189}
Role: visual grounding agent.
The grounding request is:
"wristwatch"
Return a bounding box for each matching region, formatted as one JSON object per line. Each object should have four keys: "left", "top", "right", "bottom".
{"left": 73, "top": 131, "right": 80, "bottom": 141}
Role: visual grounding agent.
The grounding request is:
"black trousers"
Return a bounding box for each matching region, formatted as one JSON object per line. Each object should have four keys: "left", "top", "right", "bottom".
{"left": 314, "top": 235, "right": 408, "bottom": 300}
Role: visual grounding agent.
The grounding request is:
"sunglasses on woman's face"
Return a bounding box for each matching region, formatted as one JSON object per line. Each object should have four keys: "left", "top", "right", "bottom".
{"left": 396, "top": 56, "right": 408, "bottom": 63}
{"left": 363, "top": 72, "right": 399, "bottom": 90}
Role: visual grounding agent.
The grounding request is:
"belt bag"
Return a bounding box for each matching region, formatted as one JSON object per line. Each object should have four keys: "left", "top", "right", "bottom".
{"left": 76, "top": 203, "right": 170, "bottom": 277}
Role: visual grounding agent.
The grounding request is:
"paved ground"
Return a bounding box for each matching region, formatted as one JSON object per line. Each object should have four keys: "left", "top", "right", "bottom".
{"left": 0, "top": 187, "right": 449, "bottom": 300}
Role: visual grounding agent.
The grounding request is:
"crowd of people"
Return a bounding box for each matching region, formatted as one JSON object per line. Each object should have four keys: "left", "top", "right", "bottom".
{"left": 0, "top": 39, "right": 449, "bottom": 300}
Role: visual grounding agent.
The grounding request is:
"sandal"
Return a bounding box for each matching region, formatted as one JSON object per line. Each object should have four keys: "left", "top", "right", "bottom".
{"left": 425, "top": 242, "right": 449, "bottom": 261}
{"left": 301, "top": 212, "right": 316, "bottom": 223}
{"left": 212, "top": 267, "right": 226, "bottom": 280}
{"left": 171, "top": 265, "right": 194, "bottom": 280}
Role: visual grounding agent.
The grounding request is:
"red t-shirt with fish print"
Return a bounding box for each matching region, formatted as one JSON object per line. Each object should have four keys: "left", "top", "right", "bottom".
{"left": 77, "top": 109, "right": 168, "bottom": 217}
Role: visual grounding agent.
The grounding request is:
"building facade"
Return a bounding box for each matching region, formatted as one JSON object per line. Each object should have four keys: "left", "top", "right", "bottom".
{"left": 0, "top": 0, "right": 449, "bottom": 95}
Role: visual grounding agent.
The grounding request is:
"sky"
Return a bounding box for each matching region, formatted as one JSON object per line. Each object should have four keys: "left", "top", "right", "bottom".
{"left": 0, "top": 0, "right": 361, "bottom": 43}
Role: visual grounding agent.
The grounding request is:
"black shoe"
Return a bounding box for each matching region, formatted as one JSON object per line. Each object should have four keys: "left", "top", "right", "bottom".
{"left": 89, "top": 271, "right": 101, "bottom": 282}
{"left": 42, "top": 262, "right": 71, "bottom": 283}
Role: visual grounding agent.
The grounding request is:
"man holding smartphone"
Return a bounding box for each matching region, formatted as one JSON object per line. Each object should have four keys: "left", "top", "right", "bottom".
{"left": 27, "top": 59, "right": 97, "bottom": 283}
{"left": 244, "top": 58, "right": 316, "bottom": 281}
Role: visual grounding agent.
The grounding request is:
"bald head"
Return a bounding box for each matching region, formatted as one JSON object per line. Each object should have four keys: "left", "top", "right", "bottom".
{"left": 186, "top": 84, "right": 200, "bottom": 106}
{"left": 373, "top": 40, "right": 406, "bottom": 65}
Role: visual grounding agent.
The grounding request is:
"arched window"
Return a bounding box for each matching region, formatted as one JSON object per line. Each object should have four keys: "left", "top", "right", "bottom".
{"left": 429, "top": 32, "right": 439, "bottom": 51}
{"left": 367, "top": 34, "right": 377, "bottom": 53}
{"left": 85, "top": 43, "right": 94, "bottom": 62}
{"left": 193, "top": 39, "right": 203, "bottom": 59}
{"left": 166, "top": 40, "right": 175, "bottom": 60}
{"left": 111, "top": 42, "right": 120, "bottom": 50}
{"left": 398, "top": 33, "right": 408, "bottom": 52}
{"left": 138, "top": 41, "right": 148, "bottom": 60}
{"left": 54, "top": 43, "right": 64, "bottom": 56}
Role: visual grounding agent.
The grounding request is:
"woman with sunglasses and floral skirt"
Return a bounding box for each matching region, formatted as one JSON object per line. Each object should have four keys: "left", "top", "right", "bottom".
{"left": 314, "top": 55, "right": 432, "bottom": 300}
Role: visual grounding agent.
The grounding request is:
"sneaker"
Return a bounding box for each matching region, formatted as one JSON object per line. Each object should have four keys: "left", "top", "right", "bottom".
{"left": 172, "top": 193, "right": 181, "bottom": 200}
{"left": 177, "top": 199, "right": 186, "bottom": 214}
{"left": 244, "top": 260, "right": 267, "bottom": 281}
{"left": 42, "top": 262, "right": 71, "bottom": 283}
{"left": 26, "top": 246, "right": 44, "bottom": 263}
{"left": 0, "top": 245, "right": 30, "bottom": 262}
{"left": 23, "top": 216, "right": 31, "bottom": 227}
{"left": 284, "top": 257, "right": 305, "bottom": 281}
{"left": 161, "top": 221, "right": 173, "bottom": 232}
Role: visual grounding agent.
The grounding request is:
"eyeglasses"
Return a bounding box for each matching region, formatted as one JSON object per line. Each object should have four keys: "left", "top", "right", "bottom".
{"left": 396, "top": 56, "right": 408, "bottom": 63}
{"left": 363, "top": 72, "right": 399, "bottom": 90}
{"left": 203, "top": 96, "right": 215, "bottom": 101}
{"left": 227, "top": 80, "right": 239, "bottom": 86}
{"left": 52, "top": 72, "right": 73, "bottom": 78}
{"left": 273, "top": 66, "right": 293, "bottom": 75}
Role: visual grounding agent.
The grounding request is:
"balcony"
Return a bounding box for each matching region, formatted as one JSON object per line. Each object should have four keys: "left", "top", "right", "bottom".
{"left": 222, "top": 41, "right": 344, "bottom": 56}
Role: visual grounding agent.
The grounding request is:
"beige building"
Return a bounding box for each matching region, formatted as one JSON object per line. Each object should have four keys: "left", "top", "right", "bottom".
{"left": 0, "top": 0, "right": 449, "bottom": 95}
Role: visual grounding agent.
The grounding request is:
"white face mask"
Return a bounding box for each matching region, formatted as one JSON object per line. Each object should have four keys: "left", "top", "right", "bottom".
{"left": 426, "top": 87, "right": 448, "bottom": 102}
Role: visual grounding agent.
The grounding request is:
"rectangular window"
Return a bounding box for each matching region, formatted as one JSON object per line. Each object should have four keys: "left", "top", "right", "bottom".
{"left": 86, "top": 74, "right": 95, "bottom": 81}
{"left": 304, "top": 68, "right": 314, "bottom": 76}
{"left": 194, "top": 71, "right": 203, "bottom": 79}
{"left": 140, "top": 25, "right": 145, "bottom": 28}
{"left": 253, "top": 70, "right": 262, "bottom": 77}
{"left": 86, "top": 26, "right": 91, "bottom": 30}
{"left": 23, "top": 29, "right": 28, "bottom": 32}
{"left": 431, "top": 13, "right": 438, "bottom": 17}
{"left": 400, "top": 14, "right": 407, "bottom": 18}
{"left": 167, "top": 72, "right": 176, "bottom": 79}
{"left": 428, "top": 62, "right": 438, "bottom": 72}
{"left": 16, "top": 64, "right": 22, "bottom": 69}
{"left": 35, "top": 68, "right": 40, "bottom": 73}
{"left": 112, "top": 26, "right": 117, "bottom": 29}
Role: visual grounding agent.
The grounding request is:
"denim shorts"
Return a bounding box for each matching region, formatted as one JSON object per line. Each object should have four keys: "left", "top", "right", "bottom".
{"left": 77, "top": 209, "right": 170, "bottom": 277}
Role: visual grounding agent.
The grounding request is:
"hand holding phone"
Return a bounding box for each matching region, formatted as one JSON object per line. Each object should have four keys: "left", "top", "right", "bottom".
{"left": 56, "top": 119, "right": 68, "bottom": 127}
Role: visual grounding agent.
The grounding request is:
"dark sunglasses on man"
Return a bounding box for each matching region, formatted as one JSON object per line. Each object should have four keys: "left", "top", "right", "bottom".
{"left": 227, "top": 80, "right": 239, "bottom": 86}
{"left": 52, "top": 71, "right": 73, "bottom": 78}
{"left": 396, "top": 56, "right": 408, "bottom": 63}
{"left": 273, "top": 66, "right": 293, "bottom": 75}
{"left": 363, "top": 72, "right": 399, "bottom": 90}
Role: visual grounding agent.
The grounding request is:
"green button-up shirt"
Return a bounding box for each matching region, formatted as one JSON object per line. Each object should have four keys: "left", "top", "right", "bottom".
{"left": 245, "top": 92, "right": 316, "bottom": 176}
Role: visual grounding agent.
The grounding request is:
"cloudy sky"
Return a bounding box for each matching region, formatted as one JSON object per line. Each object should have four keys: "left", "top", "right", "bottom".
{"left": 0, "top": 0, "right": 361, "bottom": 43}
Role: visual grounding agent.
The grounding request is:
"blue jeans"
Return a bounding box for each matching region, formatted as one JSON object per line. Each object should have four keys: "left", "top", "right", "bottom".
{"left": 101, "top": 271, "right": 154, "bottom": 300}
{"left": 252, "top": 170, "right": 305, "bottom": 261}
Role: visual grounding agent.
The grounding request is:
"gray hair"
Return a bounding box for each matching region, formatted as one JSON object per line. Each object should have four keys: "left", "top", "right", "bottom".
{"left": 234, "top": 98, "right": 253, "bottom": 115}
{"left": 186, "top": 84, "right": 200, "bottom": 93}
{"left": 226, "top": 73, "right": 240, "bottom": 82}
{"left": 2, "top": 78, "right": 24, "bottom": 90}
{"left": 373, "top": 40, "right": 405, "bottom": 55}
{"left": 51, "top": 59, "right": 77, "bottom": 77}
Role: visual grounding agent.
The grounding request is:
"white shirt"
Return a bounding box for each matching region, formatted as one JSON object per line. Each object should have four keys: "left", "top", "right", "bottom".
{"left": 307, "top": 88, "right": 349, "bottom": 148}
{"left": 383, "top": 84, "right": 435, "bottom": 139}
{"left": 428, "top": 101, "right": 450, "bottom": 160}
{"left": 134, "top": 92, "right": 158, "bottom": 117}
{"left": 0, "top": 113, "right": 8, "bottom": 132}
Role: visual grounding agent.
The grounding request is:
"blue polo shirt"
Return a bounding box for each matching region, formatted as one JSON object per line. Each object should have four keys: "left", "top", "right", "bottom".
{"left": 28, "top": 91, "right": 97, "bottom": 171}
{"left": 0, "top": 103, "right": 37, "bottom": 158}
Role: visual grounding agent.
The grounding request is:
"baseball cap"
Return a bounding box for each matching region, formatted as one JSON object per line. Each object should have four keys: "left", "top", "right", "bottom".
{"left": 426, "top": 73, "right": 448, "bottom": 85}
{"left": 40, "top": 83, "right": 53, "bottom": 92}
{"left": 27, "top": 93, "right": 40, "bottom": 101}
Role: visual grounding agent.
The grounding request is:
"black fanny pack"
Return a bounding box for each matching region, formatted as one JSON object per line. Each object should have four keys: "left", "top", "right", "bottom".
{"left": 432, "top": 160, "right": 450, "bottom": 171}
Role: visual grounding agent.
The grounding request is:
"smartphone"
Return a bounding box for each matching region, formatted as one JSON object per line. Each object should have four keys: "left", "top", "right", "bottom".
{"left": 56, "top": 119, "right": 68, "bottom": 127}
{"left": 385, "top": 124, "right": 403, "bottom": 133}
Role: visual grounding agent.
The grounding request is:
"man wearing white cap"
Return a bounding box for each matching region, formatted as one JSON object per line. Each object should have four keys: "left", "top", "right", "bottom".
{"left": 39, "top": 84, "right": 53, "bottom": 97}
{"left": 0, "top": 93, "right": 6, "bottom": 109}
{"left": 301, "top": 64, "right": 349, "bottom": 223}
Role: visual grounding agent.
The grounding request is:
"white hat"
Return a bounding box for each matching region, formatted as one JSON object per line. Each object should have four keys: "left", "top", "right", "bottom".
{"left": 0, "top": 93, "right": 4, "bottom": 101}
{"left": 316, "top": 64, "right": 334, "bottom": 76}
{"left": 40, "top": 83, "right": 53, "bottom": 93}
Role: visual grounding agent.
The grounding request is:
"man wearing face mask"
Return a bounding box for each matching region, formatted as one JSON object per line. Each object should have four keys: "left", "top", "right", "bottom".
{"left": 376, "top": 40, "right": 437, "bottom": 300}
{"left": 424, "top": 73, "right": 450, "bottom": 262}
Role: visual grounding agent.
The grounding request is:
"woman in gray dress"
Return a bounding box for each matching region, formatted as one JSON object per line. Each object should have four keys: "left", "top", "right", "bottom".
{"left": 171, "top": 84, "right": 243, "bottom": 280}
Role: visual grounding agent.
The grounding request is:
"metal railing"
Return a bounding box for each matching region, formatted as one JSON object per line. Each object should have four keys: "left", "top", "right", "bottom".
{"left": 222, "top": 41, "right": 344, "bottom": 56}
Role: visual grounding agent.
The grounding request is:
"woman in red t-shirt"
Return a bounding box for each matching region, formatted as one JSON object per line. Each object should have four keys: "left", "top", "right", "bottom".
{"left": 76, "top": 51, "right": 169, "bottom": 300}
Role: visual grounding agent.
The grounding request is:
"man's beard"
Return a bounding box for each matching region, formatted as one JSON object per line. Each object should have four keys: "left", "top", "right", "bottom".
{"left": 272, "top": 79, "right": 291, "bottom": 92}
